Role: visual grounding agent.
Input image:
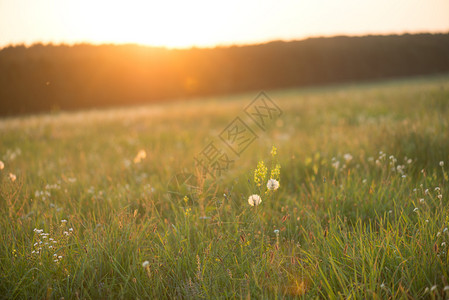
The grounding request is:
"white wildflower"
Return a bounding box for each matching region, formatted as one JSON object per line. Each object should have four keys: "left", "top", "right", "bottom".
{"left": 9, "top": 173, "right": 16, "bottom": 182}
{"left": 248, "top": 194, "right": 262, "bottom": 206}
{"left": 431, "top": 285, "right": 437, "bottom": 292}
{"left": 267, "top": 179, "right": 280, "bottom": 191}
{"left": 440, "top": 161, "right": 444, "bottom": 167}
{"left": 142, "top": 261, "right": 150, "bottom": 268}
{"left": 343, "top": 153, "right": 353, "bottom": 162}
{"left": 134, "top": 150, "right": 147, "bottom": 164}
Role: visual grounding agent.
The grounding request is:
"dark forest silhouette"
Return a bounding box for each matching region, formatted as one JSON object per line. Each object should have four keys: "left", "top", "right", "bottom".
{"left": 1, "top": 33, "right": 449, "bottom": 116}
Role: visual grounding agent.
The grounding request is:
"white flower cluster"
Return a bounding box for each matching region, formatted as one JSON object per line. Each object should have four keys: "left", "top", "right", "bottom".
{"left": 31, "top": 221, "right": 73, "bottom": 263}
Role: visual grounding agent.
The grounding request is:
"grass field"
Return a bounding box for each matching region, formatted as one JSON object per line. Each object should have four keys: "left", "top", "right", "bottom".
{"left": 1, "top": 75, "right": 449, "bottom": 299}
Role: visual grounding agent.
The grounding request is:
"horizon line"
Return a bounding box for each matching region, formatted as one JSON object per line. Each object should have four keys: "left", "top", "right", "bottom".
{"left": 2, "top": 30, "right": 449, "bottom": 51}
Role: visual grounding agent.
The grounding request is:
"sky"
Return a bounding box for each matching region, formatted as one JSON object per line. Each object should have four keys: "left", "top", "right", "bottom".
{"left": 0, "top": 0, "right": 448, "bottom": 49}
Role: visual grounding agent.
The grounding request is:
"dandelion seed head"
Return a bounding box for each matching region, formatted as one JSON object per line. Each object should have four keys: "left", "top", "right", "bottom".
{"left": 440, "top": 161, "right": 444, "bottom": 167}
{"left": 142, "top": 261, "right": 150, "bottom": 268}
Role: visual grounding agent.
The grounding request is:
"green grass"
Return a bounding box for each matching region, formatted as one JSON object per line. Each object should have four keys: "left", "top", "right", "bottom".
{"left": 1, "top": 75, "right": 449, "bottom": 299}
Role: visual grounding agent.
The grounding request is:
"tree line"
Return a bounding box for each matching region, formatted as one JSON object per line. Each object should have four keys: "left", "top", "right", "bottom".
{"left": 1, "top": 33, "right": 449, "bottom": 116}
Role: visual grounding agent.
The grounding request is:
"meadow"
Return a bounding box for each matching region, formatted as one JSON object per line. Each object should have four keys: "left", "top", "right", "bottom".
{"left": 1, "top": 75, "right": 449, "bottom": 299}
